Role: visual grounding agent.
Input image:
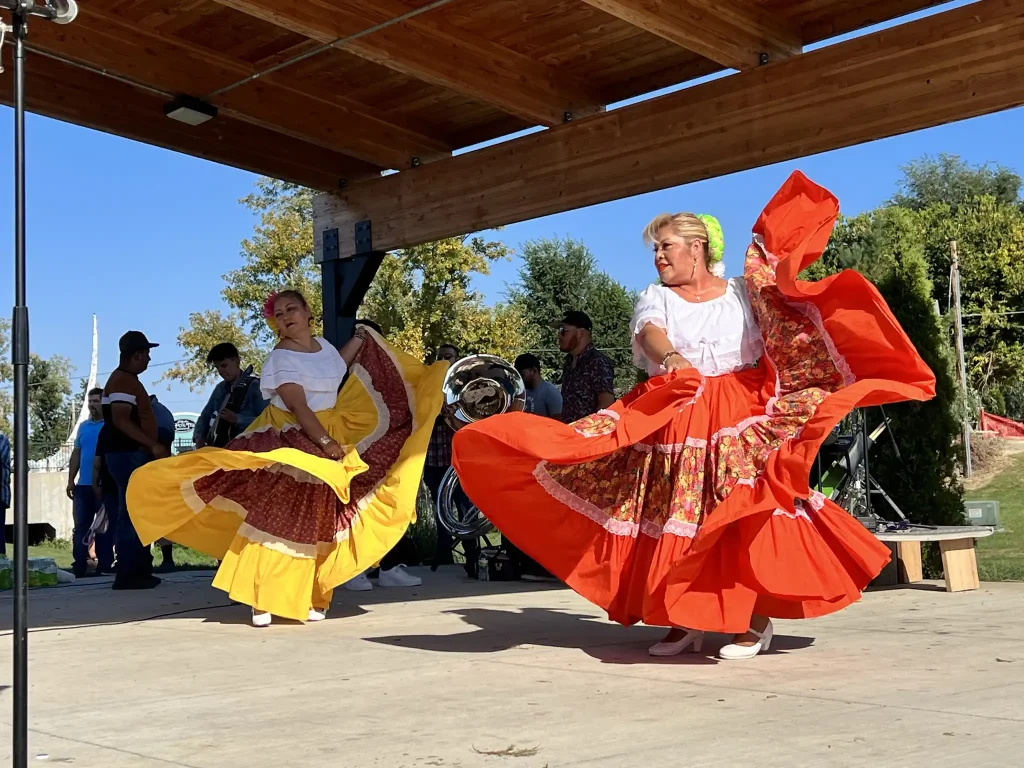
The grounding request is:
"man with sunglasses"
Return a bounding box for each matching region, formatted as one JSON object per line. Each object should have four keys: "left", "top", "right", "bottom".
{"left": 556, "top": 311, "right": 616, "bottom": 424}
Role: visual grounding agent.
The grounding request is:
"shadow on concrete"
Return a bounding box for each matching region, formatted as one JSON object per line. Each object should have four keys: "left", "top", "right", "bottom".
{"left": 365, "top": 606, "right": 815, "bottom": 665}
{"left": 0, "top": 566, "right": 567, "bottom": 633}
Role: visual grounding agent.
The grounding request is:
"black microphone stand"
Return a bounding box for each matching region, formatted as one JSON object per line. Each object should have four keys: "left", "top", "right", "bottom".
{"left": 0, "top": 3, "right": 74, "bottom": 765}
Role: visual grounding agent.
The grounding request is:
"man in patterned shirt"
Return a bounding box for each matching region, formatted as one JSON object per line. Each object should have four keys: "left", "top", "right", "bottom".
{"left": 556, "top": 310, "right": 616, "bottom": 424}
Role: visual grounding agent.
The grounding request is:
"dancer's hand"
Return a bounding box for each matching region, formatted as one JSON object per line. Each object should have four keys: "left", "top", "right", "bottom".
{"left": 663, "top": 351, "right": 692, "bottom": 373}
{"left": 323, "top": 440, "right": 344, "bottom": 460}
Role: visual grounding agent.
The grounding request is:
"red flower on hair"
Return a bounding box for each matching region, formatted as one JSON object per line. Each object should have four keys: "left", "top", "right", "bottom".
{"left": 263, "top": 292, "right": 279, "bottom": 322}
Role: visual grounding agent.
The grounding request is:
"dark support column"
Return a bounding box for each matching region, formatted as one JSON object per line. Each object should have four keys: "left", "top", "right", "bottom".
{"left": 320, "top": 221, "right": 385, "bottom": 348}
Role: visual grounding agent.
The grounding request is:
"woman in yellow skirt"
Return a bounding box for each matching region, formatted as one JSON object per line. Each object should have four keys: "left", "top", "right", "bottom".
{"left": 127, "top": 290, "right": 446, "bottom": 626}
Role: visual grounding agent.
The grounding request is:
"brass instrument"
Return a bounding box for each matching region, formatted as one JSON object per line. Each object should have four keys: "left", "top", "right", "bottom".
{"left": 436, "top": 355, "right": 526, "bottom": 540}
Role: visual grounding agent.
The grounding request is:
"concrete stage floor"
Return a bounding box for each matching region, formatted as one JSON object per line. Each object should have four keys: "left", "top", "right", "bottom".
{"left": 2, "top": 567, "right": 1022, "bottom": 767}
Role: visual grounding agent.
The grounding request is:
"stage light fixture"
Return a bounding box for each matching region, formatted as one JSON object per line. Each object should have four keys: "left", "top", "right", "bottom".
{"left": 164, "top": 95, "right": 218, "bottom": 126}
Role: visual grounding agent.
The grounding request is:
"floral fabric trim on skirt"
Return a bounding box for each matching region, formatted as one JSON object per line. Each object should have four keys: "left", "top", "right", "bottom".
{"left": 452, "top": 171, "right": 937, "bottom": 634}
{"left": 127, "top": 332, "right": 446, "bottom": 621}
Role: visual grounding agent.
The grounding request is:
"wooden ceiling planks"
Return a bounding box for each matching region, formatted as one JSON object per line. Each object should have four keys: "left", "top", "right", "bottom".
{"left": 0, "top": 52, "right": 376, "bottom": 189}
{"left": 212, "top": 0, "right": 605, "bottom": 125}
{"left": 2, "top": 0, "right": 982, "bottom": 199}
{"left": 313, "top": 0, "right": 1024, "bottom": 257}
{"left": 579, "top": 0, "right": 802, "bottom": 70}
{"left": 23, "top": 3, "right": 450, "bottom": 169}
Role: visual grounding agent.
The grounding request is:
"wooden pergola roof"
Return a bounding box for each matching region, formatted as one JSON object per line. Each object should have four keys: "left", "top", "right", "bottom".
{"left": 3, "top": 0, "right": 1024, "bottom": 257}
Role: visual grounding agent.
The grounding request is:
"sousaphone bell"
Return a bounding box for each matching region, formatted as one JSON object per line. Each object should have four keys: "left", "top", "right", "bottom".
{"left": 436, "top": 354, "right": 527, "bottom": 541}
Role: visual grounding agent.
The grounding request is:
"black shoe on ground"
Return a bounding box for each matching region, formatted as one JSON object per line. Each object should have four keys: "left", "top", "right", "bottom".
{"left": 154, "top": 560, "right": 176, "bottom": 574}
{"left": 112, "top": 575, "right": 162, "bottom": 590}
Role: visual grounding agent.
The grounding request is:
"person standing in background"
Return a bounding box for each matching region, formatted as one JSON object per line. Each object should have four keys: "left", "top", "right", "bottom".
{"left": 555, "top": 311, "right": 616, "bottom": 423}
{"left": 193, "top": 343, "right": 266, "bottom": 449}
{"left": 103, "top": 330, "right": 167, "bottom": 590}
{"left": 91, "top": 423, "right": 120, "bottom": 576}
{"left": 514, "top": 353, "right": 563, "bottom": 421}
{"left": 66, "top": 388, "right": 106, "bottom": 577}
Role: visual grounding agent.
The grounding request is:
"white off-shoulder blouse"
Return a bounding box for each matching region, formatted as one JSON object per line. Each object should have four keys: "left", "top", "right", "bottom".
{"left": 259, "top": 337, "right": 347, "bottom": 412}
{"left": 631, "top": 278, "right": 764, "bottom": 377}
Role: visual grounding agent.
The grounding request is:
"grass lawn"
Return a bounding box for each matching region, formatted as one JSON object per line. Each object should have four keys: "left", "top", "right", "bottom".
{"left": 973, "top": 452, "right": 1024, "bottom": 582}
{"left": 19, "top": 540, "right": 217, "bottom": 572}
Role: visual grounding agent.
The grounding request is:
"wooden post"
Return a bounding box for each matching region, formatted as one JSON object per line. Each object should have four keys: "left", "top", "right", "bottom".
{"left": 940, "top": 538, "right": 980, "bottom": 592}
{"left": 897, "top": 541, "right": 923, "bottom": 584}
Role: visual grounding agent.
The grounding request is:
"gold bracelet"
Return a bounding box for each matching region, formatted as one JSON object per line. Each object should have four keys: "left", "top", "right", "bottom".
{"left": 661, "top": 350, "right": 680, "bottom": 366}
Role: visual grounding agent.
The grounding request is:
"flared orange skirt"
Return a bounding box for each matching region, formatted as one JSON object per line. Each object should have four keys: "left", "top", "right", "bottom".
{"left": 452, "top": 171, "right": 937, "bottom": 634}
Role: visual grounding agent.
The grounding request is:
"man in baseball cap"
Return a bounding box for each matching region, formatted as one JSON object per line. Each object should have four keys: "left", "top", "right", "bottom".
{"left": 118, "top": 330, "right": 159, "bottom": 355}
{"left": 555, "top": 309, "right": 616, "bottom": 424}
{"left": 102, "top": 330, "right": 165, "bottom": 590}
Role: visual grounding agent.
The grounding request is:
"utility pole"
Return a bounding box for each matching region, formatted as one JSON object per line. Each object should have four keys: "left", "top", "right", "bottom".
{"left": 950, "top": 241, "right": 972, "bottom": 477}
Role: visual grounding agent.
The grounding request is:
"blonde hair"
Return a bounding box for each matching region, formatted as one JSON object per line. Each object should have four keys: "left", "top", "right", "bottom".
{"left": 642, "top": 212, "right": 725, "bottom": 277}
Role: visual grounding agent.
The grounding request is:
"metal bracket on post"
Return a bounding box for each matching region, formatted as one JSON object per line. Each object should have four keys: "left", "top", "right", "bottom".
{"left": 319, "top": 222, "right": 385, "bottom": 348}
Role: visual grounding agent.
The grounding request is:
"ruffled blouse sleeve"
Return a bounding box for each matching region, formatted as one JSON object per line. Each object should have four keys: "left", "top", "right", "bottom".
{"left": 259, "top": 349, "right": 311, "bottom": 400}
{"left": 630, "top": 285, "right": 668, "bottom": 368}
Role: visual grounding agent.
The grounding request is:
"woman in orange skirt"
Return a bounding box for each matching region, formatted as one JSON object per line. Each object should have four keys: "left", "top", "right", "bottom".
{"left": 452, "top": 171, "right": 936, "bottom": 659}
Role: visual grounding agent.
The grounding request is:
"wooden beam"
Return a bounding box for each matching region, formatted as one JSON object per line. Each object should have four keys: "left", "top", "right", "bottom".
{"left": 582, "top": 0, "right": 801, "bottom": 70}
{"left": 26, "top": 5, "right": 448, "bottom": 170}
{"left": 0, "top": 53, "right": 376, "bottom": 191}
{"left": 212, "top": 0, "right": 604, "bottom": 125}
{"left": 314, "top": 0, "right": 1024, "bottom": 258}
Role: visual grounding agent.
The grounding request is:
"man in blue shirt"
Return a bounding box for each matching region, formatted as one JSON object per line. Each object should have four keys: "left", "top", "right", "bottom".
{"left": 0, "top": 428, "right": 11, "bottom": 556}
{"left": 193, "top": 343, "right": 266, "bottom": 449}
{"left": 66, "top": 388, "right": 106, "bottom": 576}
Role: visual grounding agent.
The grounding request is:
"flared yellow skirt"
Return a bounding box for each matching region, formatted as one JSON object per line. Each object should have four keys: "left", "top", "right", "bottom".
{"left": 127, "top": 332, "right": 446, "bottom": 621}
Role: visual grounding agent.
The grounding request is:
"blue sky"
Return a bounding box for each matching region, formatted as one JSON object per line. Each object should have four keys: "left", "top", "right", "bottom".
{"left": 1, "top": 0, "right": 1022, "bottom": 416}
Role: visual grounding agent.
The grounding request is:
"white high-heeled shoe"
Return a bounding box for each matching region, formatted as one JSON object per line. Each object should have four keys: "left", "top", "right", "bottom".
{"left": 307, "top": 607, "right": 328, "bottom": 622}
{"left": 251, "top": 610, "right": 272, "bottom": 628}
{"left": 649, "top": 628, "right": 704, "bottom": 657}
{"left": 718, "top": 620, "right": 773, "bottom": 660}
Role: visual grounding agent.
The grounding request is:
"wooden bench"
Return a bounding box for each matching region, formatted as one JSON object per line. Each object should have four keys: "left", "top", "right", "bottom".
{"left": 872, "top": 526, "right": 995, "bottom": 593}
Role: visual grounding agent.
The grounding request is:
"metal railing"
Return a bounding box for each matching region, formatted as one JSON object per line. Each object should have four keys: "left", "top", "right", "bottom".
{"left": 16, "top": 439, "right": 196, "bottom": 473}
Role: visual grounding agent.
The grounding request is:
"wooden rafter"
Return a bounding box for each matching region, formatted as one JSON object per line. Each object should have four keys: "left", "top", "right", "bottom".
{"left": 0, "top": 54, "right": 375, "bottom": 190}
{"left": 314, "top": 0, "right": 1024, "bottom": 257}
{"left": 581, "top": 0, "right": 801, "bottom": 70}
{"left": 26, "top": 5, "right": 448, "bottom": 170}
{"left": 211, "top": 0, "right": 605, "bottom": 125}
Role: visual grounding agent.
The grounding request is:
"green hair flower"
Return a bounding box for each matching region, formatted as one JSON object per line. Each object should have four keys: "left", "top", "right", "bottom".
{"left": 697, "top": 214, "right": 725, "bottom": 263}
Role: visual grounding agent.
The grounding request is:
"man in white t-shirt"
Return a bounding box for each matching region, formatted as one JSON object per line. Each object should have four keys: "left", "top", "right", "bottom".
{"left": 514, "top": 353, "right": 562, "bottom": 421}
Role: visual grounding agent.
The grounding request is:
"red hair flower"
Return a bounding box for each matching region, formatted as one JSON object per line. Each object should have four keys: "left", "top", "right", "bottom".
{"left": 263, "top": 291, "right": 279, "bottom": 322}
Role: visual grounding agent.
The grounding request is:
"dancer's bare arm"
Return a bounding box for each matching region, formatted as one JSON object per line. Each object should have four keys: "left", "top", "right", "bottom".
{"left": 337, "top": 326, "right": 369, "bottom": 367}
{"left": 275, "top": 383, "right": 344, "bottom": 459}
{"left": 636, "top": 323, "right": 692, "bottom": 373}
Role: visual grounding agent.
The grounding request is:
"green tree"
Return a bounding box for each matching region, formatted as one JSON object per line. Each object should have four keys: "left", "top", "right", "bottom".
{"left": 361, "top": 235, "right": 528, "bottom": 362}
{"left": 809, "top": 208, "right": 964, "bottom": 526}
{"left": 889, "top": 153, "right": 1022, "bottom": 210}
{"left": 914, "top": 197, "right": 1024, "bottom": 407}
{"left": 27, "top": 353, "right": 74, "bottom": 460}
{"left": 165, "top": 179, "right": 531, "bottom": 388}
{"left": 165, "top": 179, "right": 319, "bottom": 389}
{"left": 506, "top": 237, "right": 637, "bottom": 392}
{"left": 0, "top": 318, "right": 12, "bottom": 436}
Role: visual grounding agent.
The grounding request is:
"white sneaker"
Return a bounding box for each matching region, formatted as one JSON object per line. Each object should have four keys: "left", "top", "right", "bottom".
{"left": 378, "top": 564, "right": 422, "bottom": 588}
{"left": 251, "top": 610, "right": 272, "bottom": 627}
{"left": 343, "top": 572, "right": 373, "bottom": 592}
{"left": 307, "top": 607, "right": 328, "bottom": 622}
